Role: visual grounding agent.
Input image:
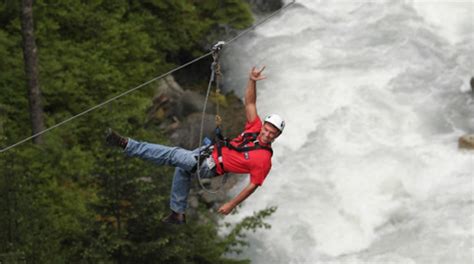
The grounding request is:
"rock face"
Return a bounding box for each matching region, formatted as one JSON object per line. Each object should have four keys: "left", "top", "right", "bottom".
{"left": 146, "top": 75, "right": 216, "bottom": 134}
{"left": 169, "top": 112, "right": 216, "bottom": 149}
{"left": 148, "top": 75, "right": 246, "bottom": 148}
{"left": 459, "top": 134, "right": 474, "bottom": 150}
{"left": 146, "top": 75, "right": 184, "bottom": 125}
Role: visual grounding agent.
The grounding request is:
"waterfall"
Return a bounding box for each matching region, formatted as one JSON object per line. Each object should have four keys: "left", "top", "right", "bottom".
{"left": 221, "top": 0, "right": 473, "bottom": 263}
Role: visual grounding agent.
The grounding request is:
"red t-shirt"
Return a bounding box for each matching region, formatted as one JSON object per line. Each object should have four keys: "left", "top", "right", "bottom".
{"left": 212, "top": 116, "right": 272, "bottom": 186}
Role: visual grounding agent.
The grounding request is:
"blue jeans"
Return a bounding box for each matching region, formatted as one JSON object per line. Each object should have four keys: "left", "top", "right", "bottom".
{"left": 124, "top": 138, "right": 217, "bottom": 213}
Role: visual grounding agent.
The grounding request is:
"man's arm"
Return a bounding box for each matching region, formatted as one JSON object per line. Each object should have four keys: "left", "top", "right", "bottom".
{"left": 245, "top": 66, "right": 266, "bottom": 122}
{"left": 218, "top": 182, "right": 259, "bottom": 215}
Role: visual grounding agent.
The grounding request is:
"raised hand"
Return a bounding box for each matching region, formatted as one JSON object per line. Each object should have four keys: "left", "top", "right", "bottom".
{"left": 249, "top": 66, "right": 266, "bottom": 81}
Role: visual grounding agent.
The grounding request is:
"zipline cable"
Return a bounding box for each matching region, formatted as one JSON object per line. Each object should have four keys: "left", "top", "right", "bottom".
{"left": 0, "top": 0, "right": 296, "bottom": 154}
{"left": 0, "top": 52, "right": 213, "bottom": 153}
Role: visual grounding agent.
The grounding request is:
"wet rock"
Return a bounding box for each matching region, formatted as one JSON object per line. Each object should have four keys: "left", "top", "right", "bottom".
{"left": 459, "top": 134, "right": 474, "bottom": 150}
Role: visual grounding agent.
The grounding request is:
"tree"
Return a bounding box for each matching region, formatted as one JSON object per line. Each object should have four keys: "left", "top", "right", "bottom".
{"left": 1, "top": 0, "right": 275, "bottom": 262}
{"left": 20, "top": 0, "right": 44, "bottom": 144}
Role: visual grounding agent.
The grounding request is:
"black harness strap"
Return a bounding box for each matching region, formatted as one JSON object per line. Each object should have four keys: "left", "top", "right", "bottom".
{"left": 227, "top": 142, "right": 273, "bottom": 154}
{"left": 214, "top": 130, "right": 273, "bottom": 174}
{"left": 235, "top": 132, "right": 259, "bottom": 147}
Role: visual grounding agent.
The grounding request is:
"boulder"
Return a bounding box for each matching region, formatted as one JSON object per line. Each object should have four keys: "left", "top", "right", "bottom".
{"left": 146, "top": 75, "right": 184, "bottom": 125}
{"left": 459, "top": 134, "right": 474, "bottom": 150}
{"left": 146, "top": 75, "right": 215, "bottom": 128}
{"left": 156, "top": 75, "right": 184, "bottom": 98}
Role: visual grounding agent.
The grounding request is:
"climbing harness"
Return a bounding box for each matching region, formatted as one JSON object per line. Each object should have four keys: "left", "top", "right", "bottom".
{"left": 214, "top": 131, "right": 273, "bottom": 172}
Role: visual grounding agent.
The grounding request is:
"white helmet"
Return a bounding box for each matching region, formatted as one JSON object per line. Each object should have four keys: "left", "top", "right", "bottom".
{"left": 264, "top": 114, "right": 285, "bottom": 133}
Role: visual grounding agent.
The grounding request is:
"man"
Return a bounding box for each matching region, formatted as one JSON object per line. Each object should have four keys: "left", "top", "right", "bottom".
{"left": 106, "top": 66, "right": 285, "bottom": 224}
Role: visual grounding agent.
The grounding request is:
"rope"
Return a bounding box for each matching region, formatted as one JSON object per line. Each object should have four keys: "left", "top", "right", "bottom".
{"left": 195, "top": 54, "right": 221, "bottom": 194}
{"left": 213, "top": 53, "right": 223, "bottom": 126}
{"left": 211, "top": 46, "right": 230, "bottom": 191}
{"left": 195, "top": 42, "right": 235, "bottom": 194}
{"left": 0, "top": 0, "right": 296, "bottom": 154}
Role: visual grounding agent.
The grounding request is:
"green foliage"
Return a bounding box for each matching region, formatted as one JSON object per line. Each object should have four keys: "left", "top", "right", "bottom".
{"left": 0, "top": 145, "right": 95, "bottom": 263}
{"left": 0, "top": 0, "right": 275, "bottom": 263}
{"left": 222, "top": 206, "right": 278, "bottom": 255}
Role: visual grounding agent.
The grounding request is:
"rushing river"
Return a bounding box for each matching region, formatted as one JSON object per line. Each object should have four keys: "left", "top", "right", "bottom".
{"left": 221, "top": 0, "right": 473, "bottom": 263}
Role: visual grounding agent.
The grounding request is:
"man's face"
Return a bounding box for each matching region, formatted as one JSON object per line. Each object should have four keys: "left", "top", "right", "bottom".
{"left": 259, "top": 122, "right": 281, "bottom": 144}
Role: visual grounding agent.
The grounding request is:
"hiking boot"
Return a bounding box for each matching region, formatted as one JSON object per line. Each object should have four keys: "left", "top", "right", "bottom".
{"left": 161, "top": 211, "right": 186, "bottom": 225}
{"left": 105, "top": 128, "right": 128, "bottom": 149}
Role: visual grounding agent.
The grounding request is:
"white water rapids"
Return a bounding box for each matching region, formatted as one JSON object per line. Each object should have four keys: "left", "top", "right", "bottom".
{"left": 220, "top": 0, "right": 473, "bottom": 263}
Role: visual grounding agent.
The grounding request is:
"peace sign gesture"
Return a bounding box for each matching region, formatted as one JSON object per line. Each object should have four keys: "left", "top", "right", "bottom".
{"left": 249, "top": 66, "right": 266, "bottom": 81}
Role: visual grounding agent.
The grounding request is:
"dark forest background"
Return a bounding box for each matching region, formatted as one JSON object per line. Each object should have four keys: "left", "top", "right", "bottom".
{"left": 0, "top": 1, "right": 276, "bottom": 263}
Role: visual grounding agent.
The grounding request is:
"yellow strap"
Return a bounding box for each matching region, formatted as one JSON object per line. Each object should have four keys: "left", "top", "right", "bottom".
{"left": 215, "top": 115, "right": 222, "bottom": 126}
